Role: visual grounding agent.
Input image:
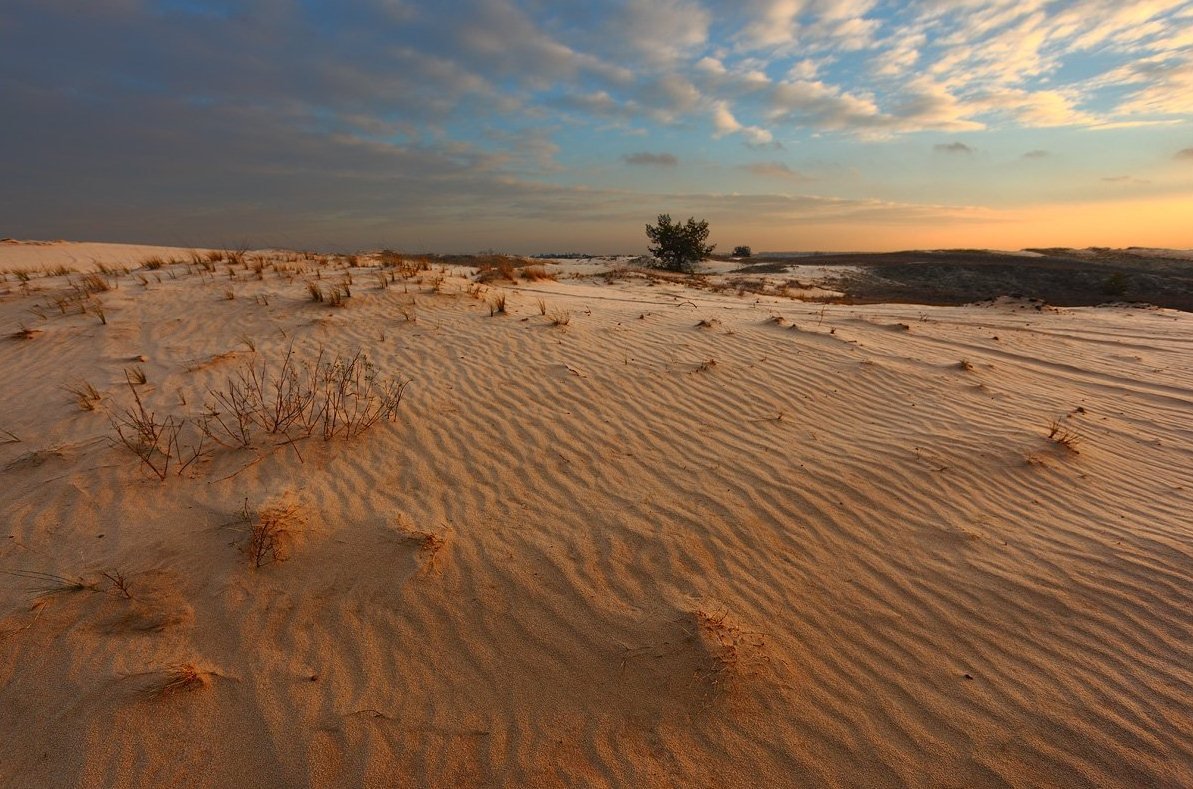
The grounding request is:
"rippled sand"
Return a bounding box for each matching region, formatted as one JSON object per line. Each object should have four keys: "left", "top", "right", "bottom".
{"left": 1, "top": 243, "right": 1190, "bottom": 787}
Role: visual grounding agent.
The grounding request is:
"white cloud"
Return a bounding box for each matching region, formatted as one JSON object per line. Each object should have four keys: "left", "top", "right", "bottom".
{"left": 712, "top": 100, "right": 774, "bottom": 144}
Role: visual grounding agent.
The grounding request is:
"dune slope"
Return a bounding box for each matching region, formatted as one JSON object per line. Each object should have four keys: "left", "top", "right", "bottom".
{"left": 1, "top": 249, "right": 1191, "bottom": 787}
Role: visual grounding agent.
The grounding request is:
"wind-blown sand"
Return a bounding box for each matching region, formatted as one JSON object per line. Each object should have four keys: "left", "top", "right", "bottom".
{"left": 1, "top": 244, "right": 1190, "bottom": 787}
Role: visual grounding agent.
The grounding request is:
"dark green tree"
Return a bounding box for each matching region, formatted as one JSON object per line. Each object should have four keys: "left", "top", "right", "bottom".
{"left": 732, "top": 245, "right": 752, "bottom": 257}
{"left": 645, "top": 214, "right": 715, "bottom": 272}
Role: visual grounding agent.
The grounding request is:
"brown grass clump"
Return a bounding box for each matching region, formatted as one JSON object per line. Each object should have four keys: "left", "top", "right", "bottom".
{"left": 326, "top": 285, "right": 349, "bottom": 307}
{"left": 308, "top": 281, "right": 324, "bottom": 302}
{"left": 1047, "top": 418, "right": 1083, "bottom": 453}
{"left": 10, "top": 324, "right": 41, "bottom": 340}
{"left": 65, "top": 381, "right": 102, "bottom": 411}
{"left": 548, "top": 308, "right": 571, "bottom": 326}
{"left": 489, "top": 292, "right": 507, "bottom": 316}
{"left": 521, "top": 265, "right": 555, "bottom": 281}
{"left": 77, "top": 273, "right": 111, "bottom": 294}
{"left": 474, "top": 256, "right": 519, "bottom": 283}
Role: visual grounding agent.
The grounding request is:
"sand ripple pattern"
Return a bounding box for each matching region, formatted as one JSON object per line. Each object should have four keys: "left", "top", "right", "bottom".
{"left": 0, "top": 263, "right": 1190, "bottom": 787}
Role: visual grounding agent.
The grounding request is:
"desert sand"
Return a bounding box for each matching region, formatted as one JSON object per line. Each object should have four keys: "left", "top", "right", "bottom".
{"left": 1, "top": 242, "right": 1190, "bottom": 787}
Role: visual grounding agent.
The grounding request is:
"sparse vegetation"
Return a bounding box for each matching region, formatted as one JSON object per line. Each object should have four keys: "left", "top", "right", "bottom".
{"left": 6, "top": 570, "right": 97, "bottom": 600}
{"left": 201, "top": 348, "right": 408, "bottom": 449}
{"left": 65, "top": 381, "right": 102, "bottom": 411}
{"left": 101, "top": 569, "right": 134, "bottom": 600}
{"left": 522, "top": 265, "right": 555, "bottom": 281}
{"left": 241, "top": 499, "right": 301, "bottom": 568}
{"left": 489, "top": 292, "right": 507, "bottom": 316}
{"left": 109, "top": 374, "right": 207, "bottom": 480}
{"left": 1047, "top": 418, "right": 1083, "bottom": 452}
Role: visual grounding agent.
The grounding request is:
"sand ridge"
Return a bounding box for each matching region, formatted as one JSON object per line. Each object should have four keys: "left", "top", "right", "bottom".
{"left": 1, "top": 246, "right": 1191, "bottom": 787}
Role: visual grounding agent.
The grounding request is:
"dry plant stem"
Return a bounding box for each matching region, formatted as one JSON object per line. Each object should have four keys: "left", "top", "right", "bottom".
{"left": 109, "top": 373, "right": 208, "bottom": 480}
{"left": 7, "top": 570, "right": 98, "bottom": 599}
{"left": 202, "top": 348, "right": 408, "bottom": 448}
{"left": 102, "top": 570, "right": 134, "bottom": 600}
{"left": 1048, "top": 418, "right": 1083, "bottom": 452}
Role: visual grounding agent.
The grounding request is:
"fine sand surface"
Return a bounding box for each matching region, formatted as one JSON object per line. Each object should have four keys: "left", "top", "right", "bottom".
{"left": 1, "top": 244, "right": 1191, "bottom": 787}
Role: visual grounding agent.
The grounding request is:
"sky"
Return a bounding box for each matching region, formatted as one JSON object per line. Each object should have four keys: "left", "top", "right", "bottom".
{"left": 1, "top": 0, "right": 1192, "bottom": 254}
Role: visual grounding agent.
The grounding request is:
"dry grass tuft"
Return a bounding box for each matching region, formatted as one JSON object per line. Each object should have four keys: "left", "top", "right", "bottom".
{"left": 489, "top": 292, "right": 507, "bottom": 316}
{"left": 548, "top": 308, "right": 571, "bottom": 326}
{"left": 1047, "top": 418, "right": 1083, "bottom": 453}
{"left": 307, "top": 281, "right": 324, "bottom": 303}
{"left": 473, "top": 255, "right": 536, "bottom": 284}
{"left": 695, "top": 318, "right": 721, "bottom": 329}
{"left": 77, "top": 273, "right": 111, "bottom": 295}
{"left": 10, "top": 324, "right": 41, "bottom": 340}
{"left": 7, "top": 570, "right": 98, "bottom": 600}
{"left": 521, "top": 265, "right": 555, "bottom": 281}
{"left": 65, "top": 381, "right": 102, "bottom": 411}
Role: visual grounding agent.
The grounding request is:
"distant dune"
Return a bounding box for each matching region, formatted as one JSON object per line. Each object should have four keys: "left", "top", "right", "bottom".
{"left": 1, "top": 243, "right": 1190, "bottom": 787}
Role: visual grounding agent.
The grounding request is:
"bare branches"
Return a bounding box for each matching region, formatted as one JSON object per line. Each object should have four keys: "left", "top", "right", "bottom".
{"left": 109, "top": 347, "right": 407, "bottom": 479}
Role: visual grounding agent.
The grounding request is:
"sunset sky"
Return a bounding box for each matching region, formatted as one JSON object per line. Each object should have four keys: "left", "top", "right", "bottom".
{"left": 2, "top": 0, "right": 1191, "bottom": 253}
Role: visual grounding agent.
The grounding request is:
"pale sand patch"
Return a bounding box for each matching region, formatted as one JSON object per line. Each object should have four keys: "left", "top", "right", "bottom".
{"left": 0, "top": 241, "right": 217, "bottom": 273}
{"left": 1, "top": 243, "right": 1190, "bottom": 787}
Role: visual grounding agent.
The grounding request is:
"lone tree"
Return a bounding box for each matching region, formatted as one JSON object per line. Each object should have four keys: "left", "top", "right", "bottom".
{"left": 645, "top": 214, "right": 715, "bottom": 273}
{"left": 732, "top": 245, "right": 752, "bottom": 257}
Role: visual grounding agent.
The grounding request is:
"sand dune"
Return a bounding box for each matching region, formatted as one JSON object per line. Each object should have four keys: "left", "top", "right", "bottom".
{"left": 1, "top": 246, "right": 1190, "bottom": 787}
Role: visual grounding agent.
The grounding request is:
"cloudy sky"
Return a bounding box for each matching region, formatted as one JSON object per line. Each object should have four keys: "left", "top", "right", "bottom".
{"left": 2, "top": 0, "right": 1191, "bottom": 253}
